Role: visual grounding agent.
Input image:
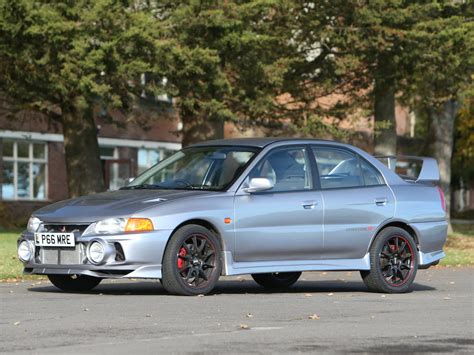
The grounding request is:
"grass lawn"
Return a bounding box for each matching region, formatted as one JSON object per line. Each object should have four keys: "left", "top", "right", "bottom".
{"left": 0, "top": 224, "right": 472, "bottom": 281}
{"left": 439, "top": 223, "right": 474, "bottom": 267}
{"left": 0, "top": 229, "right": 45, "bottom": 281}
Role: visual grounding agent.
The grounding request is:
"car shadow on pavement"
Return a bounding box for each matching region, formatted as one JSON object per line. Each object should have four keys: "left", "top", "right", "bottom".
{"left": 27, "top": 279, "right": 435, "bottom": 296}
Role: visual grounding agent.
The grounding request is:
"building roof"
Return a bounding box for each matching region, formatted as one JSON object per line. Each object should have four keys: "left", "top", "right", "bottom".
{"left": 189, "top": 137, "right": 334, "bottom": 148}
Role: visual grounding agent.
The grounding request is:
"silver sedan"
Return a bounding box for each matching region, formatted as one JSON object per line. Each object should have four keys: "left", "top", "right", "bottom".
{"left": 18, "top": 138, "right": 447, "bottom": 295}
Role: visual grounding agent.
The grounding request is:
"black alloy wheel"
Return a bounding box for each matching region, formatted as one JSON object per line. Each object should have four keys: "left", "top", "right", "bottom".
{"left": 47, "top": 274, "right": 102, "bottom": 292}
{"left": 361, "top": 226, "right": 418, "bottom": 293}
{"left": 161, "top": 224, "right": 222, "bottom": 295}
{"left": 379, "top": 235, "right": 415, "bottom": 287}
{"left": 252, "top": 272, "right": 301, "bottom": 289}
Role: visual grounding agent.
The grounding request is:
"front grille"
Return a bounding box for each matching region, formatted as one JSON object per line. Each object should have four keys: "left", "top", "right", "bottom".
{"left": 37, "top": 244, "right": 87, "bottom": 265}
{"left": 41, "top": 224, "right": 89, "bottom": 234}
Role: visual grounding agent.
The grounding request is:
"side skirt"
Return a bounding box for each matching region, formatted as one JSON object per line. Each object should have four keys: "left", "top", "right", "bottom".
{"left": 221, "top": 252, "right": 371, "bottom": 276}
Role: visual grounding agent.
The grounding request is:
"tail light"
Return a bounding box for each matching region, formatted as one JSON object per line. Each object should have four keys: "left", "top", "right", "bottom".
{"left": 437, "top": 186, "right": 446, "bottom": 213}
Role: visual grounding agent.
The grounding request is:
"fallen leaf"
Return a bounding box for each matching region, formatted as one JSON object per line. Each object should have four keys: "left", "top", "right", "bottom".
{"left": 83, "top": 308, "right": 89, "bottom": 312}
{"left": 327, "top": 293, "right": 334, "bottom": 296}
{"left": 13, "top": 321, "right": 21, "bottom": 326}
{"left": 308, "top": 314, "right": 320, "bottom": 320}
{"left": 145, "top": 314, "right": 152, "bottom": 318}
{"left": 443, "top": 297, "right": 451, "bottom": 300}
{"left": 239, "top": 323, "right": 250, "bottom": 330}
{"left": 381, "top": 295, "right": 386, "bottom": 298}
{"left": 449, "top": 281, "right": 455, "bottom": 285}
{"left": 246, "top": 313, "right": 253, "bottom": 318}
{"left": 304, "top": 293, "right": 313, "bottom": 297}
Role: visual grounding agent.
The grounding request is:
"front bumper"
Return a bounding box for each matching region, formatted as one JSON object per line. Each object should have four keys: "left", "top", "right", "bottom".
{"left": 19, "top": 229, "right": 173, "bottom": 279}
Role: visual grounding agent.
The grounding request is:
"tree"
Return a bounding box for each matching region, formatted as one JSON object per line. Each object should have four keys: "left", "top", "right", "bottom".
{"left": 452, "top": 87, "right": 474, "bottom": 197}
{"left": 151, "top": 1, "right": 299, "bottom": 146}
{"left": 406, "top": 2, "right": 473, "bottom": 220}
{"left": 0, "top": 0, "right": 164, "bottom": 196}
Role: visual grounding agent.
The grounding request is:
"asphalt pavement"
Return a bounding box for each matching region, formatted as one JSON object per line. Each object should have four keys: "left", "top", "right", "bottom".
{"left": 1, "top": 268, "right": 473, "bottom": 354}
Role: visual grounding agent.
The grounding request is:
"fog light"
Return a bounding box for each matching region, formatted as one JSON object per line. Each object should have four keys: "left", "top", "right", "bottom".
{"left": 88, "top": 241, "right": 105, "bottom": 264}
{"left": 18, "top": 240, "right": 33, "bottom": 262}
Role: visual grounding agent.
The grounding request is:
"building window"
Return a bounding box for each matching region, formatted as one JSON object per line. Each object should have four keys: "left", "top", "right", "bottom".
{"left": 100, "top": 146, "right": 117, "bottom": 160}
{"left": 1, "top": 140, "right": 48, "bottom": 200}
{"left": 137, "top": 148, "right": 174, "bottom": 175}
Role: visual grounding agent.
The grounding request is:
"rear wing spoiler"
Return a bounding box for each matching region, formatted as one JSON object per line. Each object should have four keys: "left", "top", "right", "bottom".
{"left": 375, "top": 155, "right": 440, "bottom": 183}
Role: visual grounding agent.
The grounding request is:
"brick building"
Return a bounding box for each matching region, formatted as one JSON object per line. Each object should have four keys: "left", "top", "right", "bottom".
{"left": 0, "top": 110, "right": 181, "bottom": 226}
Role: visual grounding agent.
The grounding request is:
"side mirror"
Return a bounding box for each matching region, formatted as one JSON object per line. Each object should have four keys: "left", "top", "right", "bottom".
{"left": 243, "top": 178, "right": 273, "bottom": 193}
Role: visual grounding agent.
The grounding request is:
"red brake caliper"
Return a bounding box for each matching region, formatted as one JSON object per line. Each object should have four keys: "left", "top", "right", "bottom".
{"left": 177, "top": 247, "right": 187, "bottom": 269}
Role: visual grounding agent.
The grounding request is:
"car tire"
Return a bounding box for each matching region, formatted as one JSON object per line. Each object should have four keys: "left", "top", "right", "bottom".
{"left": 47, "top": 274, "right": 102, "bottom": 292}
{"left": 161, "top": 224, "right": 222, "bottom": 296}
{"left": 251, "top": 272, "right": 301, "bottom": 289}
{"left": 361, "top": 227, "right": 418, "bottom": 293}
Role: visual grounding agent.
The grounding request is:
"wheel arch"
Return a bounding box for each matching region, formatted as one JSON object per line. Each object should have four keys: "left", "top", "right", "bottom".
{"left": 164, "top": 218, "right": 226, "bottom": 254}
{"left": 368, "top": 220, "right": 420, "bottom": 253}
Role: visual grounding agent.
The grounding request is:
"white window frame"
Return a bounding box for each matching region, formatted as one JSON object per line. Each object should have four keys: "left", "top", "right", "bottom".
{"left": 99, "top": 146, "right": 118, "bottom": 160}
{"left": 1, "top": 139, "right": 48, "bottom": 201}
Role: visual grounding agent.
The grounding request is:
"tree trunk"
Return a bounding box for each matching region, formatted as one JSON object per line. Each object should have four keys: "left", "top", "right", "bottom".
{"left": 181, "top": 112, "right": 224, "bottom": 147}
{"left": 427, "top": 100, "right": 457, "bottom": 230}
{"left": 62, "top": 107, "right": 105, "bottom": 197}
{"left": 374, "top": 75, "right": 397, "bottom": 156}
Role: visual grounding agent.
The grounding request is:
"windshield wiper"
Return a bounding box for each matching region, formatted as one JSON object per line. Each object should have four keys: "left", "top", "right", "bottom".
{"left": 120, "top": 184, "right": 170, "bottom": 190}
{"left": 185, "top": 185, "right": 218, "bottom": 190}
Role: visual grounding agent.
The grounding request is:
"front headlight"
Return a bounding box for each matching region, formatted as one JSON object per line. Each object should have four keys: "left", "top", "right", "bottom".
{"left": 83, "top": 218, "right": 127, "bottom": 236}
{"left": 27, "top": 216, "right": 42, "bottom": 233}
{"left": 82, "top": 217, "right": 154, "bottom": 236}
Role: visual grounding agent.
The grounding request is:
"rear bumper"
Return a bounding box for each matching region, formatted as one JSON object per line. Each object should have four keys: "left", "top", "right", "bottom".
{"left": 418, "top": 250, "right": 445, "bottom": 267}
{"left": 410, "top": 220, "right": 447, "bottom": 266}
{"left": 19, "top": 229, "right": 173, "bottom": 279}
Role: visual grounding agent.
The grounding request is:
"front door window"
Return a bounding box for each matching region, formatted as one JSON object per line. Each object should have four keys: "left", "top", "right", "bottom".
{"left": 249, "top": 146, "right": 312, "bottom": 192}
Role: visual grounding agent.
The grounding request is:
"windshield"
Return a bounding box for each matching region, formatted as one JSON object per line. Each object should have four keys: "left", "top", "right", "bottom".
{"left": 124, "top": 146, "right": 259, "bottom": 191}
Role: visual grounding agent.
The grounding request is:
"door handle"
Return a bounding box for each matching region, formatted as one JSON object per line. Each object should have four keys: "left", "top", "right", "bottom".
{"left": 302, "top": 201, "right": 317, "bottom": 209}
{"left": 375, "top": 198, "right": 388, "bottom": 206}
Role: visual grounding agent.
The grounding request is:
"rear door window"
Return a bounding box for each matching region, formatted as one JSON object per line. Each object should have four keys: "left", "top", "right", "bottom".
{"left": 312, "top": 147, "right": 383, "bottom": 189}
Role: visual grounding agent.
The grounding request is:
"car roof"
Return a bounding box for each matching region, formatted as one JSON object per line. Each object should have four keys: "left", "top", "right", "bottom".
{"left": 189, "top": 137, "right": 334, "bottom": 148}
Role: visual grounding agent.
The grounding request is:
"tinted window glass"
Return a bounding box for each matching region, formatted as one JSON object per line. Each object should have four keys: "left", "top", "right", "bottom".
{"left": 359, "top": 159, "right": 384, "bottom": 186}
{"left": 249, "top": 147, "right": 312, "bottom": 192}
{"left": 128, "top": 146, "right": 257, "bottom": 191}
{"left": 312, "top": 147, "right": 383, "bottom": 189}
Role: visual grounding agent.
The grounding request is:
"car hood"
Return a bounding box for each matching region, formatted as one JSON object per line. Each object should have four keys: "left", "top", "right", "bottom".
{"left": 34, "top": 189, "right": 219, "bottom": 223}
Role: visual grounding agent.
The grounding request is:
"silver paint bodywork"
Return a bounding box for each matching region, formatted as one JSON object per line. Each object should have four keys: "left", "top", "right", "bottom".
{"left": 19, "top": 139, "right": 447, "bottom": 279}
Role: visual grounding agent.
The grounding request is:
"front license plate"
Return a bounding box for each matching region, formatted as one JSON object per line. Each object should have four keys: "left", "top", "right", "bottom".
{"left": 34, "top": 233, "right": 75, "bottom": 247}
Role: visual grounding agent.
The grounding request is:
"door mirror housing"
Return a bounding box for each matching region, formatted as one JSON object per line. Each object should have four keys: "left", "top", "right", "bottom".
{"left": 243, "top": 178, "right": 273, "bottom": 193}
